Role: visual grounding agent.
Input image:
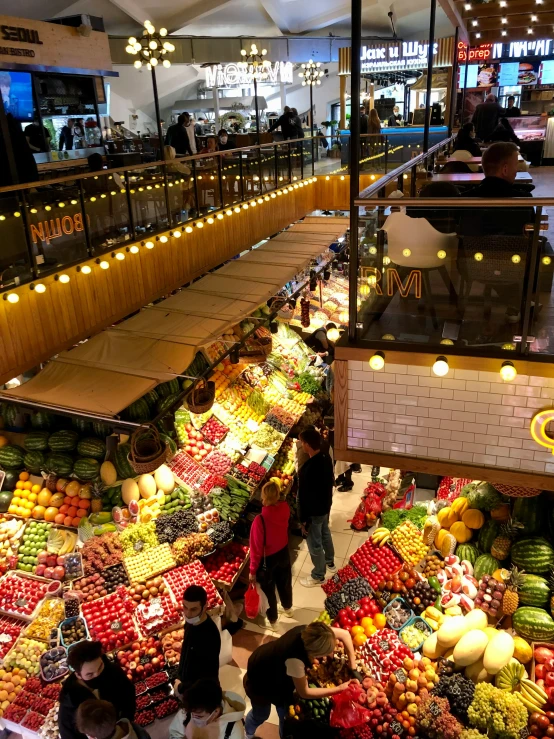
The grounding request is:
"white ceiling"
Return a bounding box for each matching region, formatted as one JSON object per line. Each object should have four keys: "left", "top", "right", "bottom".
{"left": 4, "top": 0, "right": 453, "bottom": 42}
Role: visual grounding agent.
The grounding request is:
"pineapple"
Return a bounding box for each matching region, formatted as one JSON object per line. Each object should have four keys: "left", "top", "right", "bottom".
{"left": 549, "top": 568, "right": 554, "bottom": 616}
{"left": 490, "top": 518, "right": 523, "bottom": 560}
{"left": 502, "top": 566, "right": 525, "bottom": 615}
{"left": 90, "top": 480, "right": 105, "bottom": 514}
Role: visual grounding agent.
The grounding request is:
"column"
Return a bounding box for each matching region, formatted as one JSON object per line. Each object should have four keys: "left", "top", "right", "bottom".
{"left": 340, "top": 75, "right": 346, "bottom": 128}
{"left": 280, "top": 82, "right": 287, "bottom": 110}
{"left": 213, "top": 84, "right": 220, "bottom": 125}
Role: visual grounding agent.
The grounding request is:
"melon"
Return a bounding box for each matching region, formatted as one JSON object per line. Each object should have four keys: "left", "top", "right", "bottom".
{"left": 453, "top": 629, "right": 489, "bottom": 667}
{"left": 437, "top": 615, "right": 468, "bottom": 648}
{"left": 121, "top": 478, "right": 140, "bottom": 505}
{"left": 465, "top": 657, "right": 492, "bottom": 684}
{"left": 100, "top": 461, "right": 117, "bottom": 486}
{"left": 137, "top": 474, "right": 156, "bottom": 499}
{"left": 464, "top": 609, "right": 488, "bottom": 631}
{"left": 37, "top": 490, "right": 52, "bottom": 507}
{"left": 154, "top": 464, "right": 175, "bottom": 494}
{"left": 483, "top": 631, "right": 514, "bottom": 675}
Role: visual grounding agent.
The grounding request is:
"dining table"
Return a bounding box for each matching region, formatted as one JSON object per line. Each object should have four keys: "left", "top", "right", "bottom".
{"left": 432, "top": 171, "right": 533, "bottom": 185}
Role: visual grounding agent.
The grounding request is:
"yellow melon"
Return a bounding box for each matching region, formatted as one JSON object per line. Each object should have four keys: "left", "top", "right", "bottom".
{"left": 31, "top": 505, "right": 46, "bottom": 520}
{"left": 121, "top": 479, "right": 140, "bottom": 505}
{"left": 37, "top": 490, "right": 51, "bottom": 507}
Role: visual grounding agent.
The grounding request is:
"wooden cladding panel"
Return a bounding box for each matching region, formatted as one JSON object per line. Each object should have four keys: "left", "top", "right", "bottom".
{"left": 0, "top": 186, "right": 316, "bottom": 384}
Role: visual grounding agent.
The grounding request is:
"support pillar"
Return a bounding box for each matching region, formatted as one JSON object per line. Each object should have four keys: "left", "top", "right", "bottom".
{"left": 340, "top": 75, "right": 347, "bottom": 129}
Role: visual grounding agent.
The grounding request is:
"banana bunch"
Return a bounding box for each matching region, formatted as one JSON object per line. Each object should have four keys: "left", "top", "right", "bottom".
{"left": 515, "top": 678, "right": 548, "bottom": 714}
{"left": 47, "top": 528, "right": 77, "bottom": 554}
{"left": 371, "top": 527, "right": 391, "bottom": 547}
{"left": 496, "top": 660, "right": 526, "bottom": 692}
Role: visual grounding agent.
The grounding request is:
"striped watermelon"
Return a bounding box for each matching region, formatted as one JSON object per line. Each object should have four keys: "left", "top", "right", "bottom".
{"left": 474, "top": 554, "right": 500, "bottom": 581}
{"left": 0, "top": 446, "right": 25, "bottom": 469}
{"left": 114, "top": 443, "right": 134, "bottom": 480}
{"left": 76, "top": 438, "right": 106, "bottom": 460}
{"left": 157, "top": 379, "right": 180, "bottom": 397}
{"left": 478, "top": 519, "right": 499, "bottom": 554}
{"left": 24, "top": 432, "right": 50, "bottom": 452}
{"left": 511, "top": 538, "right": 554, "bottom": 575}
{"left": 126, "top": 399, "right": 150, "bottom": 423}
{"left": 30, "top": 411, "right": 54, "bottom": 430}
{"left": 24, "top": 451, "right": 46, "bottom": 474}
{"left": 519, "top": 574, "right": 551, "bottom": 607}
{"left": 93, "top": 422, "right": 113, "bottom": 439}
{"left": 2, "top": 404, "right": 19, "bottom": 430}
{"left": 513, "top": 607, "right": 554, "bottom": 641}
{"left": 72, "top": 417, "right": 93, "bottom": 434}
{"left": 73, "top": 458, "right": 100, "bottom": 481}
{"left": 45, "top": 453, "right": 74, "bottom": 476}
{"left": 49, "top": 430, "right": 79, "bottom": 452}
{"left": 156, "top": 393, "right": 179, "bottom": 415}
{"left": 143, "top": 390, "right": 159, "bottom": 408}
{"left": 456, "top": 543, "right": 479, "bottom": 565}
{"left": 160, "top": 433, "right": 177, "bottom": 456}
{"left": 513, "top": 496, "right": 544, "bottom": 536}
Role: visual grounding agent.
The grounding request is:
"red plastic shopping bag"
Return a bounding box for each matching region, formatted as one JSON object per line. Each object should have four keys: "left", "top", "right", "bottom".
{"left": 330, "top": 684, "right": 373, "bottom": 729}
{"left": 244, "top": 583, "right": 260, "bottom": 619}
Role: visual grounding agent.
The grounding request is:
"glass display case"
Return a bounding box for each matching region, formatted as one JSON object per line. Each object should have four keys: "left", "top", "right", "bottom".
{"left": 510, "top": 115, "right": 547, "bottom": 141}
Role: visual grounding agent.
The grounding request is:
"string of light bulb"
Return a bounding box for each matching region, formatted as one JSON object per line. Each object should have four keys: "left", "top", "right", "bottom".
{"left": 366, "top": 352, "right": 518, "bottom": 382}
{"left": 126, "top": 21, "right": 175, "bottom": 69}
{"left": 299, "top": 60, "right": 324, "bottom": 87}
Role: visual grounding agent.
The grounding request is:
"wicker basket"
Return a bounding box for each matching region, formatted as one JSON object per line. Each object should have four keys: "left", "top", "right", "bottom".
{"left": 494, "top": 483, "right": 542, "bottom": 498}
{"left": 185, "top": 378, "right": 215, "bottom": 414}
{"left": 239, "top": 337, "right": 272, "bottom": 359}
{"left": 128, "top": 423, "right": 170, "bottom": 474}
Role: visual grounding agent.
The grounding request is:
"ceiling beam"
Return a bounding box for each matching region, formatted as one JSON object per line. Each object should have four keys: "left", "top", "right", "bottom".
{"left": 166, "top": 0, "right": 235, "bottom": 32}
{"left": 107, "top": 0, "right": 147, "bottom": 27}
{"left": 457, "top": 0, "right": 551, "bottom": 19}
{"left": 438, "top": 0, "right": 470, "bottom": 41}
{"left": 468, "top": 10, "right": 554, "bottom": 30}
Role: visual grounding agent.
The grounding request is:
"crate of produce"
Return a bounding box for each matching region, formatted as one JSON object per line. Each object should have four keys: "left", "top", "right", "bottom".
{"left": 24, "top": 598, "right": 65, "bottom": 642}
{"left": 59, "top": 615, "right": 89, "bottom": 648}
{"left": 71, "top": 563, "right": 130, "bottom": 602}
{"left": 383, "top": 597, "right": 413, "bottom": 631}
{"left": 133, "top": 595, "right": 183, "bottom": 637}
{"left": 201, "top": 416, "right": 229, "bottom": 445}
{"left": 399, "top": 616, "right": 432, "bottom": 651}
{"left": 349, "top": 540, "right": 402, "bottom": 591}
{"left": 163, "top": 562, "right": 223, "bottom": 612}
{"left": 123, "top": 543, "right": 177, "bottom": 584}
{"left": 40, "top": 645, "right": 68, "bottom": 682}
{"left": 203, "top": 543, "right": 250, "bottom": 590}
{"left": 114, "top": 635, "right": 166, "bottom": 683}
{"left": 250, "top": 423, "right": 285, "bottom": 455}
{"left": 3, "top": 634, "right": 48, "bottom": 675}
{"left": 81, "top": 533, "right": 123, "bottom": 576}
{"left": 0, "top": 571, "right": 50, "bottom": 621}
{"left": 211, "top": 483, "right": 250, "bottom": 523}
{"left": 0, "top": 614, "right": 27, "bottom": 660}
{"left": 167, "top": 451, "right": 207, "bottom": 490}
{"left": 81, "top": 592, "right": 139, "bottom": 652}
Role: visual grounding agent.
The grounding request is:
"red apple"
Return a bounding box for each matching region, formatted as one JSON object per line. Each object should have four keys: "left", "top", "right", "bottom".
{"left": 44, "top": 567, "right": 54, "bottom": 578}
{"left": 35, "top": 564, "right": 46, "bottom": 576}
{"left": 37, "top": 552, "right": 48, "bottom": 565}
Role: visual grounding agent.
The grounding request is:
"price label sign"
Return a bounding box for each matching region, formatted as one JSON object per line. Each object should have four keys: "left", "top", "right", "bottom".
{"left": 449, "top": 683, "right": 461, "bottom": 697}
{"left": 15, "top": 598, "right": 28, "bottom": 608}
{"left": 394, "top": 669, "right": 407, "bottom": 683}
{"left": 134, "top": 540, "right": 144, "bottom": 552}
{"left": 379, "top": 640, "right": 390, "bottom": 651}
{"left": 429, "top": 701, "right": 441, "bottom": 718}
{"left": 390, "top": 720, "right": 404, "bottom": 736}
{"left": 520, "top": 727, "right": 530, "bottom": 739}
{"left": 370, "top": 563, "right": 378, "bottom": 572}
{"left": 110, "top": 620, "right": 123, "bottom": 633}
{"left": 139, "top": 655, "right": 150, "bottom": 665}
{"left": 414, "top": 620, "right": 429, "bottom": 632}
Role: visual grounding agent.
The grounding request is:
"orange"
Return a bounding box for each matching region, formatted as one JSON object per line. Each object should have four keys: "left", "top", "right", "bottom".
{"left": 353, "top": 633, "right": 367, "bottom": 647}
{"left": 18, "top": 472, "right": 29, "bottom": 482}
{"left": 15, "top": 481, "right": 24, "bottom": 490}
{"left": 367, "top": 624, "right": 377, "bottom": 635}
{"left": 67, "top": 506, "right": 78, "bottom": 518}
{"left": 63, "top": 516, "right": 73, "bottom": 527}
{"left": 374, "top": 613, "right": 387, "bottom": 629}
{"left": 71, "top": 516, "right": 81, "bottom": 528}
{"left": 351, "top": 625, "right": 365, "bottom": 636}
{"left": 23, "top": 481, "right": 32, "bottom": 490}
{"left": 31, "top": 484, "right": 42, "bottom": 494}
{"left": 78, "top": 499, "right": 90, "bottom": 510}
{"left": 44, "top": 507, "right": 58, "bottom": 522}
{"left": 360, "top": 617, "right": 373, "bottom": 630}
{"left": 54, "top": 514, "right": 65, "bottom": 525}
{"left": 76, "top": 509, "right": 87, "bottom": 518}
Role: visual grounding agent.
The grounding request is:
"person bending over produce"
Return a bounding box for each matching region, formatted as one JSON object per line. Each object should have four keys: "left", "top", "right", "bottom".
{"left": 76, "top": 699, "right": 150, "bottom": 739}
{"left": 58, "top": 641, "right": 136, "bottom": 739}
{"left": 169, "top": 679, "right": 245, "bottom": 739}
{"left": 244, "top": 622, "right": 357, "bottom": 738}
{"left": 174, "top": 585, "right": 221, "bottom": 696}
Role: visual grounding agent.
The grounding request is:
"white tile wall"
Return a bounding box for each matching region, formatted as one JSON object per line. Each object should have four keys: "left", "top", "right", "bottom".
{"left": 346, "top": 362, "right": 554, "bottom": 475}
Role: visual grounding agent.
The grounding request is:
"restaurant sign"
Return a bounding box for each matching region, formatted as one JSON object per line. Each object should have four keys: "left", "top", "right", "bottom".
{"left": 361, "top": 41, "right": 438, "bottom": 72}
{"left": 459, "top": 39, "right": 554, "bottom": 63}
{"left": 205, "top": 61, "right": 294, "bottom": 87}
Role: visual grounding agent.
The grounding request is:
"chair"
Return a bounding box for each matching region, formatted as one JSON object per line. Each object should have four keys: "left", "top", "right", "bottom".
{"left": 381, "top": 212, "right": 459, "bottom": 327}
{"left": 450, "top": 149, "right": 473, "bottom": 161}
{"left": 440, "top": 161, "right": 473, "bottom": 174}
{"left": 457, "top": 234, "right": 530, "bottom": 319}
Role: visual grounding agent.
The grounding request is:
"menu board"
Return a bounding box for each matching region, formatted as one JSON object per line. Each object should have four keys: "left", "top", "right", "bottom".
{"left": 541, "top": 60, "right": 554, "bottom": 85}
{"left": 499, "top": 62, "right": 520, "bottom": 87}
{"left": 518, "top": 62, "right": 539, "bottom": 86}
{"left": 464, "top": 65, "right": 478, "bottom": 88}
{"left": 476, "top": 63, "right": 499, "bottom": 87}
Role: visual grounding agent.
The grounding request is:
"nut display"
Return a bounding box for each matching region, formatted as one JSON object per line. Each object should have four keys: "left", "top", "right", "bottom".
{"left": 60, "top": 616, "right": 87, "bottom": 646}
{"left": 171, "top": 534, "right": 214, "bottom": 565}
{"left": 385, "top": 598, "right": 412, "bottom": 629}
{"left": 127, "top": 576, "right": 167, "bottom": 603}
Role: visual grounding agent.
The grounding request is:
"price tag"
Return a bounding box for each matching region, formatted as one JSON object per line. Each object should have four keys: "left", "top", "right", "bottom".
{"left": 139, "top": 655, "right": 150, "bottom": 665}
{"left": 429, "top": 701, "right": 441, "bottom": 718}
{"left": 15, "top": 598, "right": 27, "bottom": 607}
{"left": 370, "top": 563, "right": 378, "bottom": 572}
{"left": 449, "top": 683, "right": 461, "bottom": 697}
{"left": 0, "top": 634, "right": 11, "bottom": 644}
{"left": 414, "top": 620, "right": 429, "bottom": 632}
{"left": 380, "top": 591, "right": 391, "bottom": 604}
{"left": 379, "top": 640, "right": 390, "bottom": 651}
{"left": 110, "top": 620, "right": 123, "bottom": 633}
{"left": 520, "top": 727, "right": 530, "bottom": 739}
{"left": 134, "top": 541, "right": 144, "bottom": 552}
{"left": 394, "top": 669, "right": 407, "bottom": 683}
{"left": 390, "top": 720, "right": 404, "bottom": 736}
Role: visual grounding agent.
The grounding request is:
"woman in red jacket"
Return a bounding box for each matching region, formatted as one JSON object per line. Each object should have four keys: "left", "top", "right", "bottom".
{"left": 249, "top": 481, "right": 293, "bottom": 624}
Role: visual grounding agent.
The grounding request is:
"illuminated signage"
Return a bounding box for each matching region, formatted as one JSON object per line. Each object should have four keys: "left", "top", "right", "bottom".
{"left": 205, "top": 62, "right": 293, "bottom": 87}
{"left": 30, "top": 214, "right": 85, "bottom": 244}
{"left": 360, "top": 41, "right": 438, "bottom": 72}
{"left": 530, "top": 408, "right": 554, "bottom": 454}
{"left": 457, "top": 42, "right": 493, "bottom": 63}
{"left": 363, "top": 267, "right": 422, "bottom": 299}
{"left": 460, "top": 38, "right": 554, "bottom": 64}
{"left": 508, "top": 39, "right": 553, "bottom": 58}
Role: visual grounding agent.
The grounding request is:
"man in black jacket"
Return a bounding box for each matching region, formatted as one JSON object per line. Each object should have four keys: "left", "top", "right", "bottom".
{"left": 297, "top": 428, "right": 336, "bottom": 587}
{"left": 269, "top": 107, "right": 296, "bottom": 140}
{"left": 472, "top": 93, "right": 504, "bottom": 142}
{"left": 58, "top": 640, "right": 136, "bottom": 739}
{"left": 165, "top": 113, "right": 193, "bottom": 156}
{"left": 174, "top": 585, "right": 221, "bottom": 696}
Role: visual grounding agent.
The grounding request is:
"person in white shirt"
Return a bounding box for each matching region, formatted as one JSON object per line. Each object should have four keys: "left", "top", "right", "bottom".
{"left": 170, "top": 679, "right": 245, "bottom": 739}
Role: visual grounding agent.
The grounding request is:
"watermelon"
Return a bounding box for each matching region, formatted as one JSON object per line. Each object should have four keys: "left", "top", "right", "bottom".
{"left": 474, "top": 554, "right": 500, "bottom": 581}
{"left": 74, "top": 458, "right": 100, "bottom": 481}
{"left": 511, "top": 537, "right": 554, "bottom": 575}
{"left": 143, "top": 390, "right": 159, "bottom": 408}
{"left": 126, "top": 399, "right": 150, "bottom": 423}
{"left": 156, "top": 393, "right": 179, "bottom": 415}
{"left": 24, "top": 432, "right": 50, "bottom": 452}
{"left": 114, "top": 443, "right": 135, "bottom": 480}
{"left": 0, "top": 445, "right": 25, "bottom": 469}
{"left": 45, "top": 453, "right": 74, "bottom": 476}
{"left": 513, "top": 496, "right": 544, "bottom": 536}
{"left": 24, "top": 451, "right": 46, "bottom": 474}
{"left": 0, "top": 491, "right": 13, "bottom": 513}
{"left": 478, "top": 519, "right": 499, "bottom": 554}
{"left": 160, "top": 433, "right": 177, "bottom": 456}
{"left": 48, "top": 429, "right": 79, "bottom": 452}
{"left": 2, "top": 469, "right": 20, "bottom": 491}
{"left": 72, "top": 417, "right": 93, "bottom": 434}
{"left": 93, "top": 422, "right": 113, "bottom": 439}
{"left": 519, "top": 574, "right": 551, "bottom": 607}
{"left": 2, "top": 404, "right": 19, "bottom": 430}
{"left": 77, "top": 438, "right": 106, "bottom": 460}
{"left": 30, "top": 411, "right": 54, "bottom": 430}
{"left": 513, "top": 607, "right": 554, "bottom": 641}
{"left": 157, "top": 379, "right": 180, "bottom": 397}
{"left": 456, "top": 543, "right": 479, "bottom": 565}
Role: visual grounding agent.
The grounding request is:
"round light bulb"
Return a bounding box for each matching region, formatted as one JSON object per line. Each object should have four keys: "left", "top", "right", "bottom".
{"left": 185, "top": 226, "right": 193, "bottom": 233}
{"left": 129, "top": 37, "right": 137, "bottom": 44}
{"left": 500, "top": 361, "right": 517, "bottom": 382}
{"left": 99, "top": 261, "right": 109, "bottom": 269}
{"left": 512, "top": 254, "right": 521, "bottom": 264}
{"left": 542, "top": 256, "right": 552, "bottom": 265}
{"left": 369, "top": 352, "right": 385, "bottom": 371}
{"left": 160, "top": 235, "right": 168, "bottom": 242}
{"left": 437, "top": 250, "right": 446, "bottom": 259}
{"left": 432, "top": 356, "right": 449, "bottom": 377}
{"left": 402, "top": 248, "right": 411, "bottom": 257}
{"left": 34, "top": 283, "right": 46, "bottom": 293}
{"left": 217, "top": 213, "right": 224, "bottom": 219}
{"left": 80, "top": 265, "right": 92, "bottom": 274}
{"left": 134, "top": 60, "right": 142, "bottom": 69}
{"left": 474, "top": 252, "right": 483, "bottom": 261}
{"left": 173, "top": 230, "right": 182, "bottom": 237}
{"left": 196, "top": 221, "right": 203, "bottom": 228}
{"left": 145, "top": 241, "right": 154, "bottom": 249}
{"left": 163, "top": 59, "right": 171, "bottom": 68}
{"left": 59, "top": 273, "right": 70, "bottom": 283}
{"left": 207, "top": 217, "right": 214, "bottom": 224}
{"left": 6, "top": 293, "right": 19, "bottom": 303}
{"left": 115, "top": 252, "right": 125, "bottom": 260}
{"left": 130, "top": 245, "right": 139, "bottom": 254}
{"left": 150, "top": 57, "right": 158, "bottom": 66}
{"left": 160, "top": 27, "right": 168, "bottom": 36}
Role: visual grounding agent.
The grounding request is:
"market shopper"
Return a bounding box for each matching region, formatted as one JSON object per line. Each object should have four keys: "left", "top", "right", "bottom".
{"left": 297, "top": 428, "right": 336, "bottom": 587}
{"left": 76, "top": 699, "right": 148, "bottom": 739}
{"left": 244, "top": 622, "right": 356, "bottom": 738}
{"left": 58, "top": 640, "right": 136, "bottom": 739}
{"left": 249, "top": 480, "right": 293, "bottom": 624}
{"left": 165, "top": 113, "right": 194, "bottom": 156}
{"left": 174, "top": 584, "right": 221, "bottom": 696}
{"left": 170, "top": 679, "right": 246, "bottom": 739}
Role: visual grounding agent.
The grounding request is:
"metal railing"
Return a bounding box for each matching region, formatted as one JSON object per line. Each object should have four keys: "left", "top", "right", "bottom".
{"left": 348, "top": 136, "right": 554, "bottom": 362}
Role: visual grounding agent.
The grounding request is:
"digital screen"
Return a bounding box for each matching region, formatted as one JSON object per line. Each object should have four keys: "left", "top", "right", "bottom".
{"left": 476, "top": 63, "right": 499, "bottom": 87}
{"left": 518, "top": 62, "right": 539, "bottom": 86}
{"left": 464, "top": 64, "right": 479, "bottom": 88}
{"left": 500, "top": 63, "right": 520, "bottom": 87}
{"left": 0, "top": 71, "right": 34, "bottom": 122}
{"left": 541, "top": 60, "right": 554, "bottom": 85}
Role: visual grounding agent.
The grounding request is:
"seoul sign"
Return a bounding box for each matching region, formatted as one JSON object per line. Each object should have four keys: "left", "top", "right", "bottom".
{"left": 205, "top": 62, "right": 294, "bottom": 87}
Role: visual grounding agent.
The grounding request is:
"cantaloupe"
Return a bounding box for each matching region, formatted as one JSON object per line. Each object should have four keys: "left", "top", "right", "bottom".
{"left": 137, "top": 474, "right": 156, "bottom": 499}
{"left": 464, "top": 609, "right": 489, "bottom": 631}
{"left": 100, "top": 461, "right": 117, "bottom": 486}
{"left": 154, "top": 464, "right": 175, "bottom": 494}
{"left": 437, "top": 615, "right": 468, "bottom": 648}
{"left": 422, "top": 632, "right": 447, "bottom": 659}
{"left": 453, "top": 629, "right": 489, "bottom": 666}
{"left": 121, "top": 478, "right": 140, "bottom": 505}
{"left": 483, "top": 631, "right": 514, "bottom": 675}
{"left": 465, "top": 657, "right": 492, "bottom": 684}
